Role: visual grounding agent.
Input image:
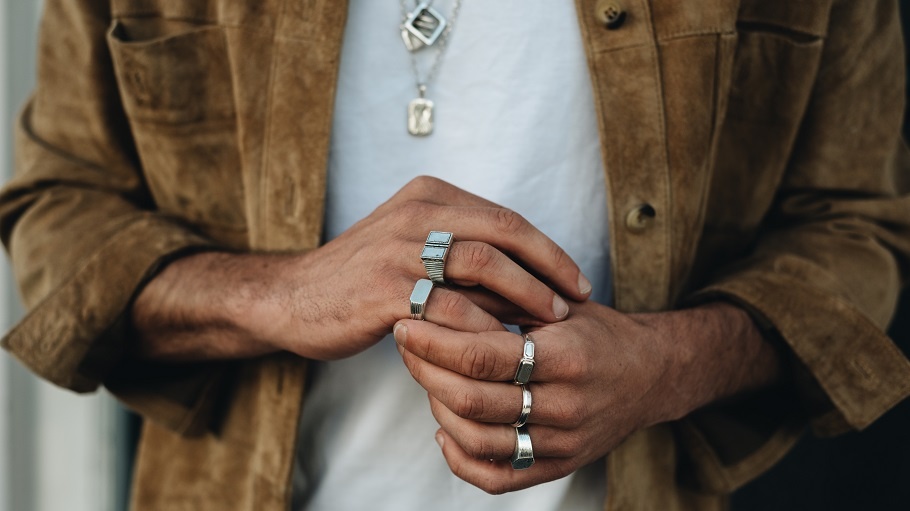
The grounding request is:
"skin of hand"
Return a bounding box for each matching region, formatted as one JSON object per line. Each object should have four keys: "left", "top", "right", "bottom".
{"left": 393, "top": 299, "right": 781, "bottom": 494}
{"left": 130, "top": 176, "right": 592, "bottom": 362}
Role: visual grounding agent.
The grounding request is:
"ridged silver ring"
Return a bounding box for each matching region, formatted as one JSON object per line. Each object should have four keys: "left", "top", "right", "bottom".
{"left": 409, "top": 279, "right": 435, "bottom": 320}
{"left": 420, "top": 231, "right": 454, "bottom": 284}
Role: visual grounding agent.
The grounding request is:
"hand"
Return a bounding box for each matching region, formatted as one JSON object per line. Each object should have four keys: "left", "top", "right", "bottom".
{"left": 392, "top": 300, "right": 780, "bottom": 494}
{"left": 131, "top": 176, "right": 592, "bottom": 361}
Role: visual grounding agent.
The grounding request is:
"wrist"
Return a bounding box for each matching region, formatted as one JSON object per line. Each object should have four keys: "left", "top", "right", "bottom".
{"left": 131, "top": 251, "right": 287, "bottom": 361}
{"left": 636, "top": 302, "right": 782, "bottom": 424}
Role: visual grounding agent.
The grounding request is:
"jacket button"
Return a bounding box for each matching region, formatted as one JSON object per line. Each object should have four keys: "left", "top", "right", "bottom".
{"left": 599, "top": 2, "right": 627, "bottom": 30}
{"left": 625, "top": 204, "right": 655, "bottom": 233}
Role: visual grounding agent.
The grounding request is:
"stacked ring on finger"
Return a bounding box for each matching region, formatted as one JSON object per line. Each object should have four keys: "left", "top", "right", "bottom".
{"left": 420, "top": 231, "right": 454, "bottom": 284}
{"left": 513, "top": 334, "right": 536, "bottom": 384}
{"left": 511, "top": 384, "right": 532, "bottom": 428}
{"left": 510, "top": 335, "right": 536, "bottom": 470}
{"left": 409, "top": 279, "right": 435, "bottom": 320}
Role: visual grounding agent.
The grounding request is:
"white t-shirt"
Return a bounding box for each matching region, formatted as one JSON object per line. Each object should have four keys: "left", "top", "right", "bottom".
{"left": 294, "top": 1, "right": 612, "bottom": 509}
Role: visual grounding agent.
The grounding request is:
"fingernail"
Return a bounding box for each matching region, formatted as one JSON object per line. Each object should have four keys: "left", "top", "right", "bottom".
{"left": 435, "top": 432, "right": 445, "bottom": 449}
{"left": 393, "top": 323, "right": 408, "bottom": 346}
{"left": 553, "top": 294, "right": 569, "bottom": 319}
{"left": 578, "top": 272, "right": 592, "bottom": 295}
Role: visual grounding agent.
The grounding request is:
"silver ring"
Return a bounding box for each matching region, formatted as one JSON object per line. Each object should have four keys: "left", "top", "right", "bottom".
{"left": 421, "top": 231, "right": 454, "bottom": 284}
{"left": 511, "top": 384, "right": 532, "bottom": 428}
{"left": 409, "top": 279, "right": 435, "bottom": 320}
{"left": 513, "top": 334, "right": 535, "bottom": 385}
{"left": 511, "top": 425, "right": 534, "bottom": 470}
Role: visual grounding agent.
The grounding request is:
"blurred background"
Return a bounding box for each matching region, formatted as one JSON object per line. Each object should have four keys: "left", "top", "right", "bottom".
{"left": 0, "top": 1, "right": 908, "bottom": 510}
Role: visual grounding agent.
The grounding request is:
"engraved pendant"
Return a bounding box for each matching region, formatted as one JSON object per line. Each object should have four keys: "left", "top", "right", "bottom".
{"left": 402, "top": 2, "right": 447, "bottom": 49}
{"left": 408, "top": 97, "right": 434, "bottom": 136}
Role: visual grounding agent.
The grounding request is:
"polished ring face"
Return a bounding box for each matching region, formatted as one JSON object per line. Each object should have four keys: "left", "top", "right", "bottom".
{"left": 409, "top": 279, "right": 435, "bottom": 320}
{"left": 513, "top": 334, "right": 536, "bottom": 385}
{"left": 425, "top": 231, "right": 453, "bottom": 245}
{"left": 511, "top": 384, "right": 532, "bottom": 428}
{"left": 511, "top": 425, "right": 534, "bottom": 470}
{"left": 421, "top": 231, "right": 454, "bottom": 284}
{"left": 420, "top": 245, "right": 447, "bottom": 260}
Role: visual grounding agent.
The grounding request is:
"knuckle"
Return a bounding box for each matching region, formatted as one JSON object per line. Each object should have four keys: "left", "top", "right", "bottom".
{"left": 560, "top": 350, "right": 590, "bottom": 383}
{"left": 480, "top": 315, "right": 505, "bottom": 334}
{"left": 566, "top": 398, "right": 589, "bottom": 428}
{"left": 374, "top": 265, "right": 400, "bottom": 294}
{"left": 460, "top": 343, "right": 499, "bottom": 381}
{"left": 549, "top": 243, "right": 575, "bottom": 273}
{"left": 463, "top": 242, "right": 499, "bottom": 274}
{"left": 446, "top": 453, "right": 468, "bottom": 478}
{"left": 551, "top": 394, "right": 588, "bottom": 429}
{"left": 553, "top": 431, "right": 586, "bottom": 457}
{"left": 494, "top": 208, "right": 526, "bottom": 236}
{"left": 463, "top": 431, "right": 498, "bottom": 460}
{"left": 450, "top": 385, "right": 485, "bottom": 420}
{"left": 434, "top": 290, "right": 469, "bottom": 319}
{"left": 397, "top": 199, "right": 429, "bottom": 220}
{"left": 482, "top": 479, "right": 511, "bottom": 496}
{"left": 402, "top": 351, "right": 424, "bottom": 381}
{"left": 406, "top": 175, "right": 442, "bottom": 194}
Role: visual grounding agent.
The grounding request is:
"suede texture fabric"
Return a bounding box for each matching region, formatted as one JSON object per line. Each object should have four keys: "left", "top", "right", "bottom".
{"left": 2, "top": 1, "right": 909, "bottom": 510}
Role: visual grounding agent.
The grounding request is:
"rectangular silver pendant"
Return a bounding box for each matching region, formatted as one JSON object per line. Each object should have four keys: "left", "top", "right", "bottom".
{"left": 408, "top": 98, "right": 434, "bottom": 136}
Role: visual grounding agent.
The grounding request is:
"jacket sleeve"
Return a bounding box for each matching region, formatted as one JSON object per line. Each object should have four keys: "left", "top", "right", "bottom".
{"left": 0, "top": 0, "right": 226, "bottom": 435}
{"left": 676, "top": 0, "right": 910, "bottom": 492}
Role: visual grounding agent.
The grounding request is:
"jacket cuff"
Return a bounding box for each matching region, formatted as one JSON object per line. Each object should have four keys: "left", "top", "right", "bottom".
{"left": 692, "top": 263, "right": 910, "bottom": 430}
{"left": 675, "top": 260, "right": 910, "bottom": 491}
{"left": 1, "top": 213, "right": 222, "bottom": 431}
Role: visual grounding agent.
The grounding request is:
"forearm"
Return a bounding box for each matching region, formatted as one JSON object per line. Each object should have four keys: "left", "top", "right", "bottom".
{"left": 637, "top": 302, "right": 782, "bottom": 424}
{"left": 130, "top": 251, "right": 290, "bottom": 362}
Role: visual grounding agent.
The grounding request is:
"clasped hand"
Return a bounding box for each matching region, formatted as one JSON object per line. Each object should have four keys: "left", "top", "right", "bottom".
{"left": 394, "top": 300, "right": 691, "bottom": 494}
{"left": 369, "top": 180, "right": 775, "bottom": 495}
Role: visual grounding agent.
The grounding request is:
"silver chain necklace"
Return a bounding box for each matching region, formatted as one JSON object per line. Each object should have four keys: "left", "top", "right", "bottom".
{"left": 399, "top": 0, "right": 462, "bottom": 136}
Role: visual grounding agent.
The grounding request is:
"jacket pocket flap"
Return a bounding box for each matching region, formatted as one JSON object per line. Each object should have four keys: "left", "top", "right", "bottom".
{"left": 107, "top": 19, "right": 235, "bottom": 124}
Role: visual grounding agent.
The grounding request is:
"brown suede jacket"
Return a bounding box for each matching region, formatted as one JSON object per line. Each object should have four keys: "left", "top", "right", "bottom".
{"left": 2, "top": 0, "right": 910, "bottom": 510}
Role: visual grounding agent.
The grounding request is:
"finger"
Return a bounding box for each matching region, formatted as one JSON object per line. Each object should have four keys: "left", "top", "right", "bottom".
{"left": 437, "top": 241, "right": 571, "bottom": 323}
{"left": 456, "top": 287, "right": 547, "bottom": 327}
{"left": 434, "top": 428, "right": 579, "bottom": 495}
{"left": 428, "top": 395, "right": 582, "bottom": 459}
{"left": 392, "top": 200, "right": 591, "bottom": 304}
{"left": 397, "top": 340, "right": 580, "bottom": 426}
{"left": 439, "top": 205, "right": 592, "bottom": 302}
{"left": 422, "top": 287, "right": 508, "bottom": 334}
{"left": 429, "top": 395, "right": 516, "bottom": 460}
{"left": 394, "top": 320, "right": 580, "bottom": 383}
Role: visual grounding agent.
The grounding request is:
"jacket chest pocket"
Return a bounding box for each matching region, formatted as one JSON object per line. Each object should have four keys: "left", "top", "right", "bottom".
{"left": 706, "top": 18, "right": 824, "bottom": 236}
{"left": 107, "top": 19, "right": 247, "bottom": 234}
